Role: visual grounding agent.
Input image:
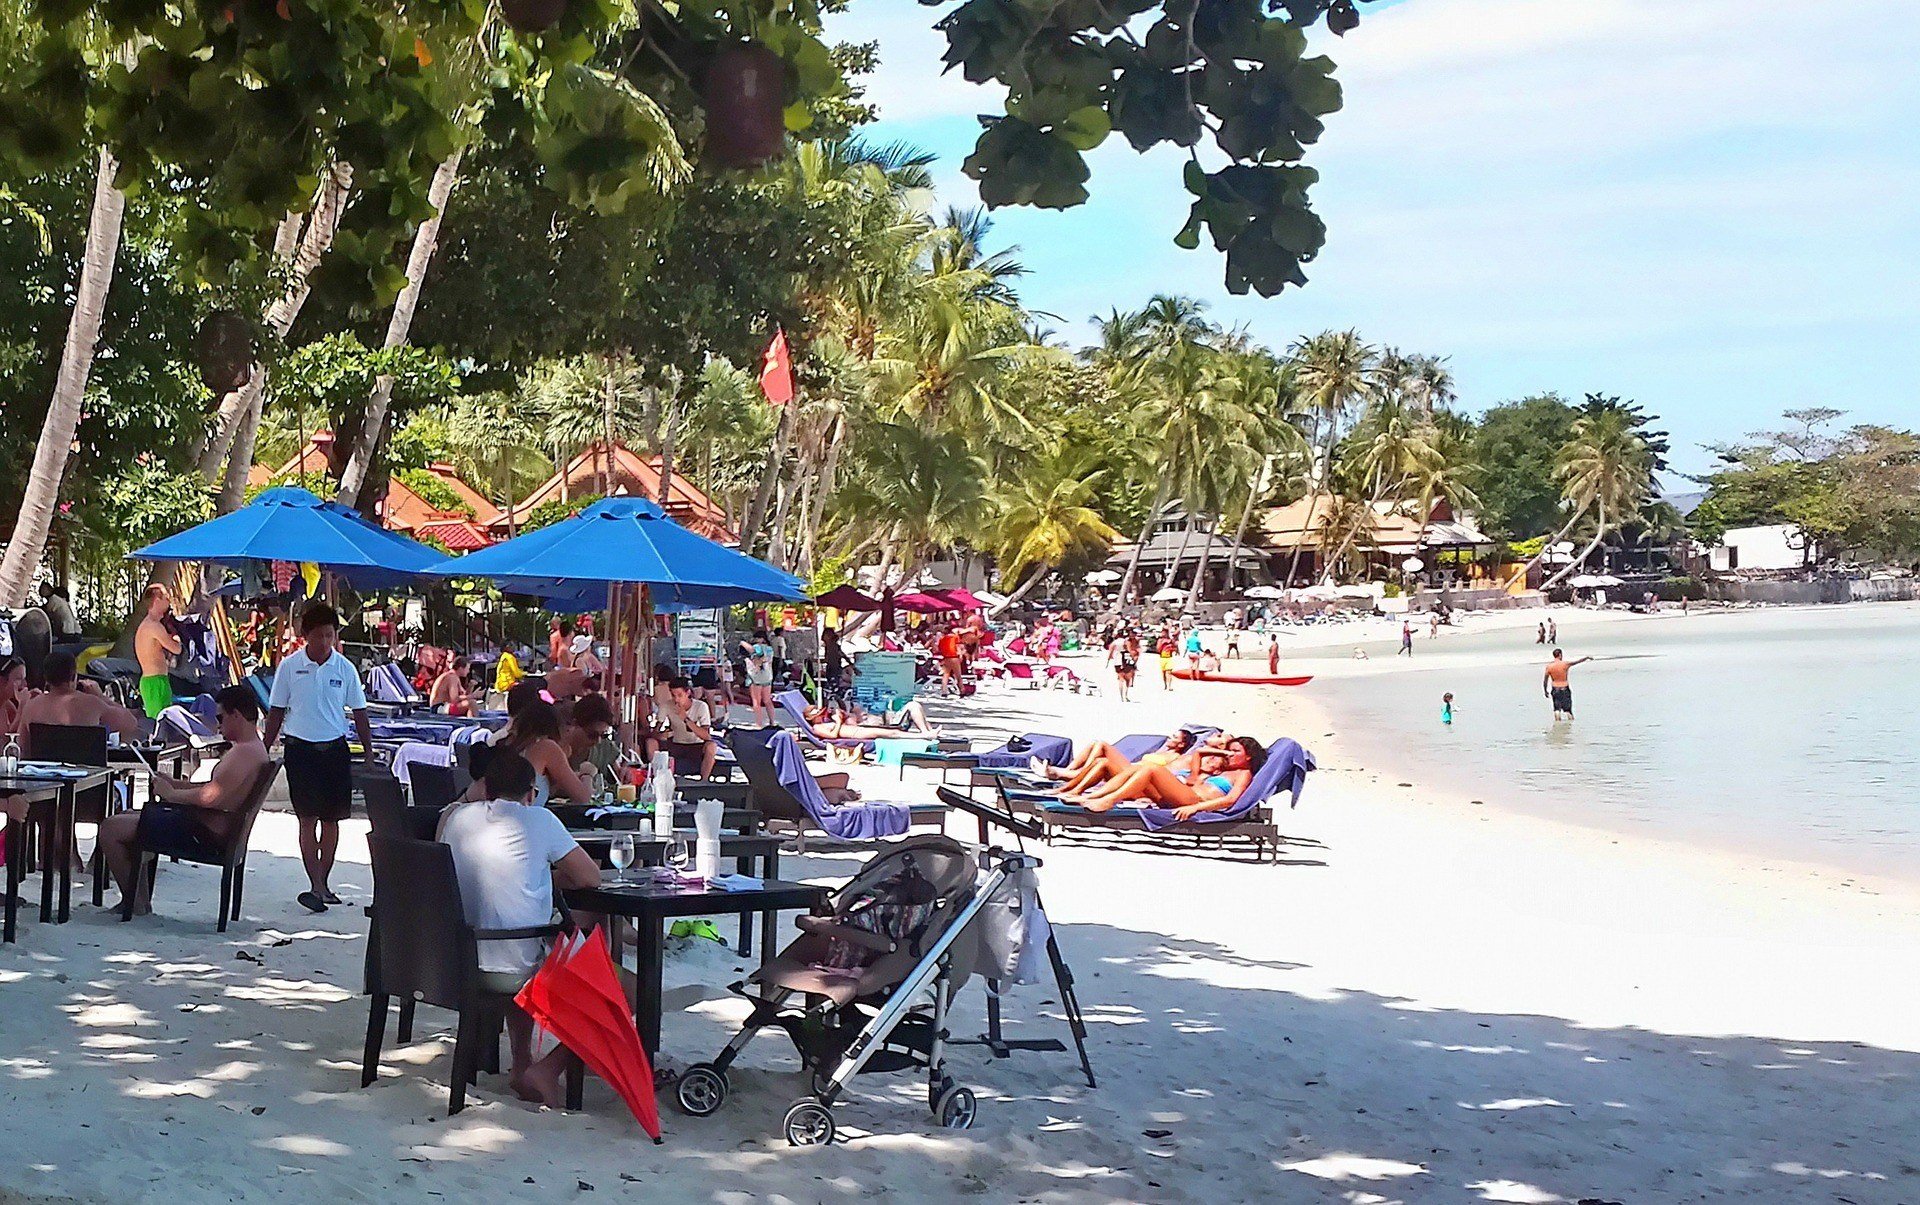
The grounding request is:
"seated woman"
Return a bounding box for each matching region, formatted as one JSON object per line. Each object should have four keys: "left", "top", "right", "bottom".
{"left": 472, "top": 699, "right": 591, "bottom": 805}
{"left": 1037, "top": 728, "right": 1202, "bottom": 794}
{"left": 1061, "top": 736, "right": 1267, "bottom": 819}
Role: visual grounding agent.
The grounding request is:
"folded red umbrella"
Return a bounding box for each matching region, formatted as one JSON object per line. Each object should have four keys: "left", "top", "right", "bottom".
{"left": 517, "top": 928, "right": 662, "bottom": 1141}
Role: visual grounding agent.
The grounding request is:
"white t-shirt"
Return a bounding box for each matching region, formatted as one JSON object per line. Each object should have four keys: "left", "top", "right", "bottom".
{"left": 440, "top": 799, "right": 580, "bottom": 974}
{"left": 665, "top": 699, "right": 712, "bottom": 744}
{"left": 268, "top": 648, "right": 368, "bottom": 742}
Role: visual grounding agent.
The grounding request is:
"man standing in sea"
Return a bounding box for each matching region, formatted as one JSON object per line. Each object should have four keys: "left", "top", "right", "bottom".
{"left": 1543, "top": 647, "right": 1591, "bottom": 720}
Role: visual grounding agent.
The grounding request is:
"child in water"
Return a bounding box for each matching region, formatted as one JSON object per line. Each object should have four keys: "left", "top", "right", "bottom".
{"left": 1441, "top": 692, "right": 1456, "bottom": 725}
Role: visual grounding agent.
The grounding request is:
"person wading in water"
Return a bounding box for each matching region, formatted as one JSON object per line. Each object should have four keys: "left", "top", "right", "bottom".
{"left": 1543, "top": 648, "right": 1591, "bottom": 721}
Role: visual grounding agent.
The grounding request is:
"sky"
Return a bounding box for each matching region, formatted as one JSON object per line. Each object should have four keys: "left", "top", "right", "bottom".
{"left": 824, "top": 0, "right": 1920, "bottom": 480}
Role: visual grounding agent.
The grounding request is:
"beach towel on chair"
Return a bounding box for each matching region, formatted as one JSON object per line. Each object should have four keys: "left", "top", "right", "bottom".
{"left": 769, "top": 731, "right": 911, "bottom": 840}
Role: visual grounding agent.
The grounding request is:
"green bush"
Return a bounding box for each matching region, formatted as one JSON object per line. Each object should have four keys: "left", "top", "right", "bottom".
{"left": 1657, "top": 575, "right": 1706, "bottom": 601}
{"left": 1382, "top": 581, "right": 1402, "bottom": 598}
{"left": 395, "top": 468, "right": 475, "bottom": 517}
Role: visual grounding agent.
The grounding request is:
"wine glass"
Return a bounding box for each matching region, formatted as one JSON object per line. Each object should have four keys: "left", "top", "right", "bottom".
{"left": 666, "top": 834, "right": 690, "bottom": 879}
{"left": 609, "top": 833, "right": 634, "bottom": 885}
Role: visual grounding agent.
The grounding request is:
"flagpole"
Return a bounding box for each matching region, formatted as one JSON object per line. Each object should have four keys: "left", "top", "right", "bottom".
{"left": 738, "top": 328, "right": 796, "bottom": 554}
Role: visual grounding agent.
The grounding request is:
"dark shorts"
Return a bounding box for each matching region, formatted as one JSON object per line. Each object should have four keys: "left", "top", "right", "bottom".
{"left": 284, "top": 736, "right": 353, "bottom": 821}
{"left": 667, "top": 740, "right": 711, "bottom": 774}
{"left": 1551, "top": 686, "right": 1574, "bottom": 714}
{"left": 135, "top": 805, "right": 224, "bottom": 861}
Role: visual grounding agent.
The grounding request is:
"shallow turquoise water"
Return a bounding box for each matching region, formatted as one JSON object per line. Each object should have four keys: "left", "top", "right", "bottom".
{"left": 1298, "top": 602, "right": 1920, "bottom": 881}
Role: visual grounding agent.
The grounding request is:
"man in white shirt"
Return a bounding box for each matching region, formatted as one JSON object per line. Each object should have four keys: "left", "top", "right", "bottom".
{"left": 660, "top": 676, "right": 716, "bottom": 779}
{"left": 262, "top": 602, "right": 374, "bottom": 914}
{"left": 439, "top": 747, "right": 600, "bottom": 1107}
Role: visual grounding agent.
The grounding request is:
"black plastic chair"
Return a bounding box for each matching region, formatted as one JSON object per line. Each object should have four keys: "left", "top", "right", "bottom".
{"left": 362, "top": 773, "right": 441, "bottom": 841}
{"left": 361, "top": 835, "right": 562, "bottom": 1114}
{"left": 119, "top": 758, "right": 281, "bottom": 931}
{"left": 408, "top": 762, "right": 462, "bottom": 811}
{"left": 26, "top": 723, "right": 114, "bottom": 905}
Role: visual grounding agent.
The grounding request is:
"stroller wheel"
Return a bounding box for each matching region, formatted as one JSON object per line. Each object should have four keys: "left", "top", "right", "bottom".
{"left": 675, "top": 1064, "right": 728, "bottom": 1117}
{"left": 935, "top": 1084, "right": 976, "bottom": 1130}
{"left": 928, "top": 1074, "right": 955, "bottom": 1116}
{"left": 784, "top": 1099, "right": 837, "bottom": 1147}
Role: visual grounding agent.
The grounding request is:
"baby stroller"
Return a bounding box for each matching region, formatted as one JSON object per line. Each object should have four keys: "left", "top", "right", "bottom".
{"left": 674, "top": 835, "right": 1040, "bottom": 1145}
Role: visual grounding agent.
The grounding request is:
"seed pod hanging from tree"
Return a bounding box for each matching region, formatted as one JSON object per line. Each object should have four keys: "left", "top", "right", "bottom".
{"left": 702, "top": 40, "right": 787, "bottom": 168}
{"left": 195, "top": 310, "right": 255, "bottom": 394}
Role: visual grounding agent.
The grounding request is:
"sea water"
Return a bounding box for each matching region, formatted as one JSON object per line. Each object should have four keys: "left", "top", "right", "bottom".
{"left": 1298, "top": 602, "right": 1920, "bottom": 882}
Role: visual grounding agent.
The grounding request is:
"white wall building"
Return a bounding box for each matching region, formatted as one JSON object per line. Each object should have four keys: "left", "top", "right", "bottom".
{"left": 1712, "top": 523, "right": 1813, "bottom": 571}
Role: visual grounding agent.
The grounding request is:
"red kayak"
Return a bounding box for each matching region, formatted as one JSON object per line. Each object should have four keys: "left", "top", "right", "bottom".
{"left": 1171, "top": 669, "right": 1313, "bottom": 686}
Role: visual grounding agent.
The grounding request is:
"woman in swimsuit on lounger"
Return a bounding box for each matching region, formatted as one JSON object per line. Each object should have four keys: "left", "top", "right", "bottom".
{"left": 1061, "top": 737, "right": 1266, "bottom": 820}
{"left": 1039, "top": 728, "right": 1201, "bottom": 794}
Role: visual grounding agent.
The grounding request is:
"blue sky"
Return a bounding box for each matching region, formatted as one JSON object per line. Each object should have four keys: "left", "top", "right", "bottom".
{"left": 825, "top": 0, "right": 1919, "bottom": 480}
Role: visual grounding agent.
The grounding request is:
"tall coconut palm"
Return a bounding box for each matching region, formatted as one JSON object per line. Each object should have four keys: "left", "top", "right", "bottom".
{"left": 525, "top": 354, "right": 657, "bottom": 497}
{"left": 835, "top": 422, "right": 990, "bottom": 588}
{"left": 444, "top": 392, "right": 552, "bottom": 538}
{"left": 0, "top": 149, "right": 124, "bottom": 606}
{"left": 986, "top": 448, "right": 1119, "bottom": 613}
{"left": 1283, "top": 329, "right": 1377, "bottom": 583}
{"left": 1541, "top": 409, "right": 1653, "bottom": 588}
{"left": 1321, "top": 395, "right": 1439, "bottom": 580}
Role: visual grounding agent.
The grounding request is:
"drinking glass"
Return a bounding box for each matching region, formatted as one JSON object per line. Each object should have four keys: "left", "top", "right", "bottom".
{"left": 666, "top": 835, "right": 690, "bottom": 878}
{"left": 609, "top": 834, "right": 635, "bottom": 885}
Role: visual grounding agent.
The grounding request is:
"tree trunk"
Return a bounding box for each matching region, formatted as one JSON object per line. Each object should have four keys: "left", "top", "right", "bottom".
{"left": 0, "top": 149, "right": 125, "bottom": 607}
{"left": 655, "top": 409, "right": 677, "bottom": 509}
{"left": 1219, "top": 455, "right": 1271, "bottom": 595}
{"left": 338, "top": 149, "right": 462, "bottom": 510}
{"left": 801, "top": 414, "right": 845, "bottom": 574}
{"left": 1519, "top": 504, "right": 1588, "bottom": 586}
{"left": 1543, "top": 501, "right": 1607, "bottom": 590}
{"left": 1283, "top": 411, "right": 1330, "bottom": 584}
{"left": 205, "top": 164, "right": 353, "bottom": 510}
{"left": 1116, "top": 474, "right": 1172, "bottom": 606}
{"left": 871, "top": 527, "right": 900, "bottom": 592}
{"left": 1168, "top": 513, "right": 1198, "bottom": 597}
{"left": 990, "top": 563, "right": 1050, "bottom": 616}
{"left": 194, "top": 212, "right": 303, "bottom": 479}
{"left": 739, "top": 402, "right": 794, "bottom": 553}
{"left": 1184, "top": 514, "right": 1217, "bottom": 609}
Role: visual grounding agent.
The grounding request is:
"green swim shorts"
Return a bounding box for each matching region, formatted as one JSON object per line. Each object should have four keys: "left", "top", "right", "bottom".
{"left": 139, "top": 674, "right": 173, "bottom": 719}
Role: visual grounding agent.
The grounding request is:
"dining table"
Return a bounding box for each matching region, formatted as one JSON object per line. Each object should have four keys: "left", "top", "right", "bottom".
{"left": 2, "top": 763, "right": 116, "bottom": 942}
{"left": 566, "top": 829, "right": 783, "bottom": 956}
{"left": 563, "top": 875, "right": 829, "bottom": 1059}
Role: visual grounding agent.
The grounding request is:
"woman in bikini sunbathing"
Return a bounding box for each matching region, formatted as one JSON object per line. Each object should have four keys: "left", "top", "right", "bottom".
{"left": 1060, "top": 736, "right": 1266, "bottom": 820}
{"left": 1038, "top": 728, "right": 1203, "bottom": 794}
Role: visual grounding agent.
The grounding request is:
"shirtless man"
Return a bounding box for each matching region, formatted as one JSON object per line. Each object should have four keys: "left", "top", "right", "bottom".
{"left": 97, "top": 684, "right": 271, "bottom": 915}
{"left": 429, "top": 655, "right": 473, "bottom": 717}
{"left": 5, "top": 652, "right": 143, "bottom": 834}
{"left": 134, "top": 584, "right": 183, "bottom": 720}
{"left": 1543, "top": 647, "right": 1591, "bottom": 721}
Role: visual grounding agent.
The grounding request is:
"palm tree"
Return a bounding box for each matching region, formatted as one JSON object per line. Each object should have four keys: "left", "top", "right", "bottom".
{"left": 1097, "top": 297, "right": 1220, "bottom": 604}
{"left": 1541, "top": 409, "right": 1653, "bottom": 589}
{"left": 1283, "top": 329, "right": 1377, "bottom": 584}
{"left": 986, "top": 448, "right": 1119, "bottom": 613}
{"left": 444, "top": 393, "right": 552, "bottom": 537}
{"left": 0, "top": 148, "right": 124, "bottom": 606}
{"left": 1321, "top": 395, "right": 1440, "bottom": 579}
{"left": 524, "top": 354, "right": 658, "bottom": 497}
{"left": 835, "top": 422, "right": 990, "bottom": 588}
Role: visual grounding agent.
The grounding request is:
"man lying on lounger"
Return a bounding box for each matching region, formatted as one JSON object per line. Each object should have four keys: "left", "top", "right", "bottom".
{"left": 1059, "top": 736, "right": 1267, "bottom": 820}
{"left": 1033, "top": 728, "right": 1205, "bottom": 795}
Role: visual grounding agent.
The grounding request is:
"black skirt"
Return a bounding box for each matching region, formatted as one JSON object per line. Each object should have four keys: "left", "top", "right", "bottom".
{"left": 284, "top": 736, "right": 353, "bottom": 821}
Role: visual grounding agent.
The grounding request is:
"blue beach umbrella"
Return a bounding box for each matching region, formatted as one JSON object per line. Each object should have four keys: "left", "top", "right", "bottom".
{"left": 422, "top": 496, "right": 806, "bottom": 609}
{"left": 130, "top": 486, "right": 444, "bottom": 588}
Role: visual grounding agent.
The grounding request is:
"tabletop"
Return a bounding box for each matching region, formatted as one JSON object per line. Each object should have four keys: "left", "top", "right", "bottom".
{"left": 565, "top": 876, "right": 825, "bottom": 920}
{"left": 0, "top": 765, "right": 115, "bottom": 792}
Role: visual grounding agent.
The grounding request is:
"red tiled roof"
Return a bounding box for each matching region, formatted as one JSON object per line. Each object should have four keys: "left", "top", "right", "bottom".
{"left": 491, "top": 441, "right": 735, "bottom": 543}
{"left": 415, "top": 518, "right": 494, "bottom": 551}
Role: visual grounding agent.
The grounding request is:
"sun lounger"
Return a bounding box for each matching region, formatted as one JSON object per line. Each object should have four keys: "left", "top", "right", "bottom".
{"left": 727, "top": 729, "right": 946, "bottom": 849}
{"left": 996, "top": 738, "right": 1316, "bottom": 863}
{"left": 772, "top": 689, "right": 877, "bottom": 756}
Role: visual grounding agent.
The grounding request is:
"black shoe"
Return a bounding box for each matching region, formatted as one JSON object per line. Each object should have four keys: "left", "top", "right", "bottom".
{"left": 297, "top": 891, "right": 328, "bottom": 914}
{"left": 322, "top": 889, "right": 342, "bottom": 905}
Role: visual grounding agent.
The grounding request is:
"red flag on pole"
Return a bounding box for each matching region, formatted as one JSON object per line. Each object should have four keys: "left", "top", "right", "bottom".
{"left": 758, "top": 328, "right": 794, "bottom": 406}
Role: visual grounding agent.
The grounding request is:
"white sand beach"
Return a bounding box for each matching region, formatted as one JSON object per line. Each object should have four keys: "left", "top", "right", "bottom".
{"left": 6, "top": 607, "right": 1920, "bottom": 1204}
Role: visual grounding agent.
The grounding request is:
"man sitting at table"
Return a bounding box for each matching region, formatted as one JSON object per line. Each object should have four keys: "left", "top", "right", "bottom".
{"left": 659, "top": 677, "right": 717, "bottom": 779}
{"left": 15, "top": 651, "right": 143, "bottom": 744}
{"left": 97, "top": 685, "right": 271, "bottom": 916}
{"left": 429, "top": 654, "right": 473, "bottom": 717}
{"left": 438, "top": 747, "right": 601, "bottom": 1107}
